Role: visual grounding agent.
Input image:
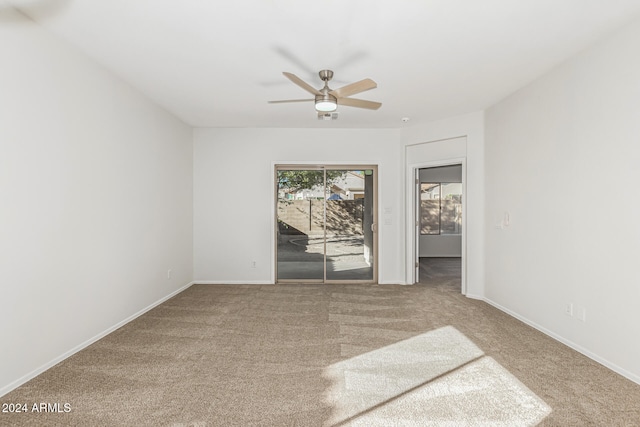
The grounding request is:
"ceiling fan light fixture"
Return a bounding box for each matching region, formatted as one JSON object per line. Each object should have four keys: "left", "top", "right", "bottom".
{"left": 315, "top": 94, "right": 337, "bottom": 112}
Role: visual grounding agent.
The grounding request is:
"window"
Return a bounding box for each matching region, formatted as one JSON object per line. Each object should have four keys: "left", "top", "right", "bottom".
{"left": 420, "top": 183, "right": 462, "bottom": 235}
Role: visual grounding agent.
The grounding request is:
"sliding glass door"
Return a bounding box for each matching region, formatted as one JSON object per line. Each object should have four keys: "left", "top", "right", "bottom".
{"left": 325, "top": 169, "right": 375, "bottom": 281}
{"left": 276, "top": 165, "right": 377, "bottom": 283}
{"left": 276, "top": 168, "right": 325, "bottom": 280}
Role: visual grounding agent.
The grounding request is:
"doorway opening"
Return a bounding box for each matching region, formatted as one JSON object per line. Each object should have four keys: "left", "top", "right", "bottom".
{"left": 412, "top": 162, "right": 465, "bottom": 292}
{"left": 275, "top": 165, "right": 377, "bottom": 283}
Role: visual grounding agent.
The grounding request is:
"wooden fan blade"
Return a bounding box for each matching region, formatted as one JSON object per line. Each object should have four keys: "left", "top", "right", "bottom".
{"left": 329, "top": 78, "right": 377, "bottom": 98}
{"left": 268, "top": 99, "right": 314, "bottom": 104}
{"left": 338, "top": 97, "right": 382, "bottom": 110}
{"left": 283, "top": 72, "right": 322, "bottom": 96}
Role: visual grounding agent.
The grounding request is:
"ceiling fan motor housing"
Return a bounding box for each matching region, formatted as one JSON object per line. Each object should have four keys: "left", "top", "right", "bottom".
{"left": 315, "top": 70, "right": 337, "bottom": 113}
{"left": 315, "top": 93, "right": 337, "bottom": 103}
{"left": 315, "top": 70, "right": 338, "bottom": 111}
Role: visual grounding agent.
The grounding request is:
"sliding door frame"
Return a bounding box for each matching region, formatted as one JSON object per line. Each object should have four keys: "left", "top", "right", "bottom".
{"left": 274, "top": 164, "right": 378, "bottom": 284}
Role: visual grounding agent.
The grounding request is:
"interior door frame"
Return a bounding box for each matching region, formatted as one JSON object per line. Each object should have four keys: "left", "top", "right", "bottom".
{"left": 407, "top": 158, "right": 466, "bottom": 294}
{"left": 273, "top": 163, "right": 378, "bottom": 284}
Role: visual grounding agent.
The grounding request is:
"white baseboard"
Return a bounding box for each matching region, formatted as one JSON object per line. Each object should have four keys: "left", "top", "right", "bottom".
{"left": 193, "top": 280, "right": 274, "bottom": 285}
{"left": 483, "top": 297, "right": 640, "bottom": 386}
{"left": 195, "top": 281, "right": 405, "bottom": 285}
{"left": 0, "top": 281, "right": 194, "bottom": 398}
{"left": 377, "top": 280, "right": 408, "bottom": 285}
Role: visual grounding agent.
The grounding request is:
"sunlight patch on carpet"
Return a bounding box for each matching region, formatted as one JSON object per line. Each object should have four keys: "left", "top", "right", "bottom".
{"left": 323, "top": 326, "right": 551, "bottom": 426}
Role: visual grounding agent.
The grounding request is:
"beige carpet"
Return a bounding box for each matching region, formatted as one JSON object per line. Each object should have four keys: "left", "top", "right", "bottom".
{"left": 2, "top": 272, "right": 640, "bottom": 425}
{"left": 325, "top": 326, "right": 550, "bottom": 426}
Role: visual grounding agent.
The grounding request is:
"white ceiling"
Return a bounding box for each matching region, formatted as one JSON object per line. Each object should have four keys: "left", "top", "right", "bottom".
{"left": 11, "top": 0, "right": 640, "bottom": 128}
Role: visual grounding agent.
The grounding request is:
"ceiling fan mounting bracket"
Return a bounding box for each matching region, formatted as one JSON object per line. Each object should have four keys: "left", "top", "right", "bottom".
{"left": 319, "top": 69, "right": 334, "bottom": 82}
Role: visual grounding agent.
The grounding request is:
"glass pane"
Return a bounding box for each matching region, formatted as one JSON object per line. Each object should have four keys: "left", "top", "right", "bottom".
{"left": 441, "top": 183, "right": 462, "bottom": 235}
{"left": 420, "top": 183, "right": 440, "bottom": 235}
{"left": 326, "top": 170, "right": 374, "bottom": 281}
{"left": 276, "top": 170, "right": 325, "bottom": 280}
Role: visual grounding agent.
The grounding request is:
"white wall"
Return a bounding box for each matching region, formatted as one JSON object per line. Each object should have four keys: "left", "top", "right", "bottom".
{"left": 485, "top": 18, "right": 640, "bottom": 383}
{"left": 401, "top": 113, "right": 485, "bottom": 297}
{"left": 420, "top": 235, "right": 462, "bottom": 258}
{"left": 0, "top": 10, "right": 193, "bottom": 395}
{"left": 193, "top": 127, "right": 404, "bottom": 284}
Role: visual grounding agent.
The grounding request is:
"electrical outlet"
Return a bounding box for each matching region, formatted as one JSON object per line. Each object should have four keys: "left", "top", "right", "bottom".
{"left": 565, "top": 303, "right": 573, "bottom": 317}
{"left": 167, "top": 269, "right": 172, "bottom": 279}
{"left": 251, "top": 260, "right": 256, "bottom": 269}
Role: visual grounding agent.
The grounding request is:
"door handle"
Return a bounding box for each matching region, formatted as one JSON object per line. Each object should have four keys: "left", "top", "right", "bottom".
{"left": 371, "top": 223, "right": 377, "bottom": 232}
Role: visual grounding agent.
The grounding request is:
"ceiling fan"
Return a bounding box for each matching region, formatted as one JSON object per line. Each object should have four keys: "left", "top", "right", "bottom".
{"left": 268, "top": 70, "right": 382, "bottom": 113}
